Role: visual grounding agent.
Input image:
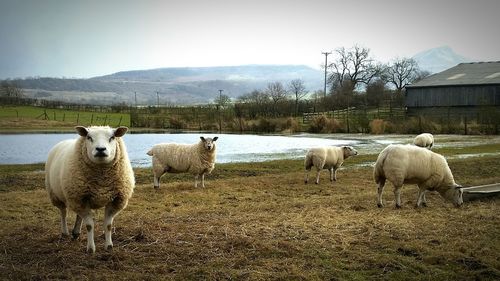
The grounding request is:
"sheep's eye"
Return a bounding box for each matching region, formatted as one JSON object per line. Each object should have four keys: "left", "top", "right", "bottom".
{"left": 109, "top": 136, "right": 115, "bottom": 142}
{"left": 87, "top": 136, "right": 93, "bottom": 142}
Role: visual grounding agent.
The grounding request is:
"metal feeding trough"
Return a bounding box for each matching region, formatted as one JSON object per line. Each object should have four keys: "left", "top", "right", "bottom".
{"left": 461, "top": 183, "right": 500, "bottom": 202}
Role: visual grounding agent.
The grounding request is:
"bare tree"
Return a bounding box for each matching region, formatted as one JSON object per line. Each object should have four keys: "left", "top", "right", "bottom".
{"left": 0, "top": 81, "right": 23, "bottom": 98}
{"left": 412, "top": 69, "right": 432, "bottom": 83}
{"left": 384, "top": 57, "right": 420, "bottom": 93}
{"left": 266, "top": 82, "right": 287, "bottom": 116}
{"left": 214, "top": 93, "right": 231, "bottom": 108}
{"left": 288, "top": 79, "right": 307, "bottom": 116}
{"left": 328, "top": 45, "right": 381, "bottom": 92}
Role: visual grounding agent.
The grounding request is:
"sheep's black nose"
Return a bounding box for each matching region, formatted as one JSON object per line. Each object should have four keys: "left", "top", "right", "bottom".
{"left": 96, "top": 147, "right": 106, "bottom": 152}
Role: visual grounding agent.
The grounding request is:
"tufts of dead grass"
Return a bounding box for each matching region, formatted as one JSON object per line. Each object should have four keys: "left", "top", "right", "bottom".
{"left": 1, "top": 152, "right": 499, "bottom": 280}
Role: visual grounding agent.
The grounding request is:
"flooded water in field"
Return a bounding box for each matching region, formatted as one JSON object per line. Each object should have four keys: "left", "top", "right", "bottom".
{"left": 0, "top": 132, "right": 499, "bottom": 167}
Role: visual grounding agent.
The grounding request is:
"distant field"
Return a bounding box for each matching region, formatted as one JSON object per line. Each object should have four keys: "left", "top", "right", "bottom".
{"left": 0, "top": 105, "right": 130, "bottom": 130}
{"left": 0, "top": 144, "right": 499, "bottom": 280}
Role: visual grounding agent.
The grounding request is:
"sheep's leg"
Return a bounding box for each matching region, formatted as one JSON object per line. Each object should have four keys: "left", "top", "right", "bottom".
{"left": 153, "top": 175, "right": 160, "bottom": 189}
{"left": 315, "top": 168, "right": 321, "bottom": 184}
{"left": 304, "top": 168, "right": 310, "bottom": 184}
{"left": 329, "top": 168, "right": 334, "bottom": 182}
{"left": 377, "top": 179, "right": 386, "bottom": 208}
{"left": 201, "top": 173, "right": 205, "bottom": 188}
{"left": 394, "top": 186, "right": 402, "bottom": 208}
{"left": 194, "top": 174, "right": 199, "bottom": 188}
{"left": 416, "top": 188, "right": 428, "bottom": 207}
{"left": 59, "top": 206, "right": 69, "bottom": 236}
{"left": 72, "top": 214, "right": 83, "bottom": 239}
{"left": 421, "top": 190, "right": 428, "bottom": 207}
{"left": 80, "top": 209, "right": 95, "bottom": 253}
{"left": 152, "top": 165, "right": 165, "bottom": 189}
{"left": 104, "top": 204, "right": 120, "bottom": 251}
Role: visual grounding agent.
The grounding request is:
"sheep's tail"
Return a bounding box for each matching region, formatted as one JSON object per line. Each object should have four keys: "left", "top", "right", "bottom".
{"left": 147, "top": 149, "right": 153, "bottom": 156}
{"left": 373, "top": 148, "right": 388, "bottom": 184}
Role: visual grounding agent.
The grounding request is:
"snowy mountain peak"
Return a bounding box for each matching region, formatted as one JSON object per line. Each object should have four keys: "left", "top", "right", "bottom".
{"left": 412, "top": 46, "right": 471, "bottom": 73}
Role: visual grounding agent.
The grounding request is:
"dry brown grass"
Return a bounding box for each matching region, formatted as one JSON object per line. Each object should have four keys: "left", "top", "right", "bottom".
{"left": 1, "top": 150, "right": 500, "bottom": 280}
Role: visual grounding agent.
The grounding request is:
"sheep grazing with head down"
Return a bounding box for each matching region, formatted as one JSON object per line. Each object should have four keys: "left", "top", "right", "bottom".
{"left": 147, "top": 136, "right": 218, "bottom": 188}
{"left": 374, "top": 144, "right": 463, "bottom": 208}
{"left": 304, "top": 146, "right": 358, "bottom": 184}
{"left": 413, "top": 133, "right": 434, "bottom": 149}
{"left": 45, "top": 126, "right": 135, "bottom": 253}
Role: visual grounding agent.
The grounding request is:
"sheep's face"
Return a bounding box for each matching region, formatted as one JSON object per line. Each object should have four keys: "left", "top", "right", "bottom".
{"left": 453, "top": 185, "right": 464, "bottom": 207}
{"left": 342, "top": 146, "right": 358, "bottom": 158}
{"left": 76, "top": 126, "right": 128, "bottom": 164}
{"left": 445, "top": 185, "right": 464, "bottom": 207}
{"left": 200, "top": 136, "right": 218, "bottom": 151}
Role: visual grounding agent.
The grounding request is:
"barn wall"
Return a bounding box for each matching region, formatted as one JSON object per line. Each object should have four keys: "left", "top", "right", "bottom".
{"left": 405, "top": 85, "right": 500, "bottom": 107}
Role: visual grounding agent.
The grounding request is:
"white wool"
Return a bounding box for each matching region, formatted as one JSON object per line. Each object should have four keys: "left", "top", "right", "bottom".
{"left": 373, "top": 144, "right": 462, "bottom": 208}
{"left": 304, "top": 146, "right": 358, "bottom": 184}
{"left": 147, "top": 137, "right": 217, "bottom": 188}
{"left": 45, "top": 126, "right": 134, "bottom": 253}
{"left": 413, "top": 133, "right": 434, "bottom": 149}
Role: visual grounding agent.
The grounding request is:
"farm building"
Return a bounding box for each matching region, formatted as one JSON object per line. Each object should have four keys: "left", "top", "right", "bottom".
{"left": 405, "top": 62, "right": 500, "bottom": 118}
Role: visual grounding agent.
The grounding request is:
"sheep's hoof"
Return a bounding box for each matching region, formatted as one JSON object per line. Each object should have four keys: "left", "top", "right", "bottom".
{"left": 395, "top": 204, "right": 402, "bottom": 209}
{"left": 422, "top": 202, "right": 428, "bottom": 207}
{"left": 72, "top": 232, "right": 80, "bottom": 240}
{"left": 153, "top": 185, "right": 159, "bottom": 189}
{"left": 86, "top": 248, "right": 96, "bottom": 254}
{"left": 304, "top": 180, "right": 308, "bottom": 184}
{"left": 106, "top": 245, "right": 113, "bottom": 251}
{"left": 377, "top": 203, "right": 384, "bottom": 208}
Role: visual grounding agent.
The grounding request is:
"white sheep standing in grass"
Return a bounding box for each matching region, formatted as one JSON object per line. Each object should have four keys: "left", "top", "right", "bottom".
{"left": 304, "top": 146, "right": 358, "bottom": 184}
{"left": 45, "top": 126, "right": 135, "bottom": 253}
{"left": 373, "top": 144, "right": 463, "bottom": 208}
{"left": 147, "top": 136, "right": 218, "bottom": 188}
{"left": 413, "top": 133, "right": 434, "bottom": 149}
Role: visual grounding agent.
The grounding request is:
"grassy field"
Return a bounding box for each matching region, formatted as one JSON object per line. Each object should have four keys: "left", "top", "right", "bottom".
{"left": 0, "top": 105, "right": 130, "bottom": 131}
{"left": 0, "top": 144, "right": 499, "bottom": 280}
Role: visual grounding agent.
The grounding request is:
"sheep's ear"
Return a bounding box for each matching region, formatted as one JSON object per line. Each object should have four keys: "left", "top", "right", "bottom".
{"left": 213, "top": 137, "right": 218, "bottom": 141}
{"left": 76, "top": 126, "right": 88, "bottom": 137}
{"left": 114, "top": 126, "right": 128, "bottom": 137}
{"left": 200, "top": 136, "right": 206, "bottom": 142}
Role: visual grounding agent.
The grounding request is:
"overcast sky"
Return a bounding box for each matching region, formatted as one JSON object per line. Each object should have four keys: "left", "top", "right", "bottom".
{"left": 1, "top": 0, "right": 499, "bottom": 79}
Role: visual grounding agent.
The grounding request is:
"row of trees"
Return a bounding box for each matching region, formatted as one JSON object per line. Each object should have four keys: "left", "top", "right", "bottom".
{"left": 210, "top": 45, "right": 429, "bottom": 118}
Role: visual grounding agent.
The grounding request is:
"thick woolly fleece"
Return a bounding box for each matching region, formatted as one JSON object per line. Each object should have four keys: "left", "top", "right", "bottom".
{"left": 148, "top": 140, "right": 217, "bottom": 176}
{"left": 45, "top": 136, "right": 135, "bottom": 215}
{"left": 374, "top": 144, "right": 457, "bottom": 200}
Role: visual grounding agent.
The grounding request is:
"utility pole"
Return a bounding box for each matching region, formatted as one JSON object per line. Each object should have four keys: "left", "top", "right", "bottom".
{"left": 134, "top": 92, "right": 137, "bottom": 107}
{"left": 322, "top": 51, "right": 331, "bottom": 98}
{"left": 218, "top": 89, "right": 223, "bottom": 133}
{"left": 218, "top": 89, "right": 223, "bottom": 103}
{"left": 156, "top": 91, "right": 159, "bottom": 107}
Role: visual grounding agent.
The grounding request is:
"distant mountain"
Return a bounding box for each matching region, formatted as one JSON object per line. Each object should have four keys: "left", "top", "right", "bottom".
{"left": 9, "top": 65, "right": 322, "bottom": 105}
{"left": 412, "top": 46, "right": 471, "bottom": 73}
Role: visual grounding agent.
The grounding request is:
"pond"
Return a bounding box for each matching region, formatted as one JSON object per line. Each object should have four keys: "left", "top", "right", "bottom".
{"left": 0, "top": 133, "right": 496, "bottom": 167}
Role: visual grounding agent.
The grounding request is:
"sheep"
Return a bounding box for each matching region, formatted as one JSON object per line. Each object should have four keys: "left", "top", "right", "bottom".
{"left": 45, "top": 126, "right": 135, "bottom": 253}
{"left": 373, "top": 144, "right": 463, "bottom": 208}
{"left": 304, "top": 146, "right": 358, "bottom": 184}
{"left": 413, "top": 133, "right": 434, "bottom": 149}
{"left": 147, "top": 136, "right": 218, "bottom": 189}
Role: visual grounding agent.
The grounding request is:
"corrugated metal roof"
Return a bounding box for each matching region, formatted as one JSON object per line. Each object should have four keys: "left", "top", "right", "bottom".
{"left": 406, "top": 61, "right": 500, "bottom": 88}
